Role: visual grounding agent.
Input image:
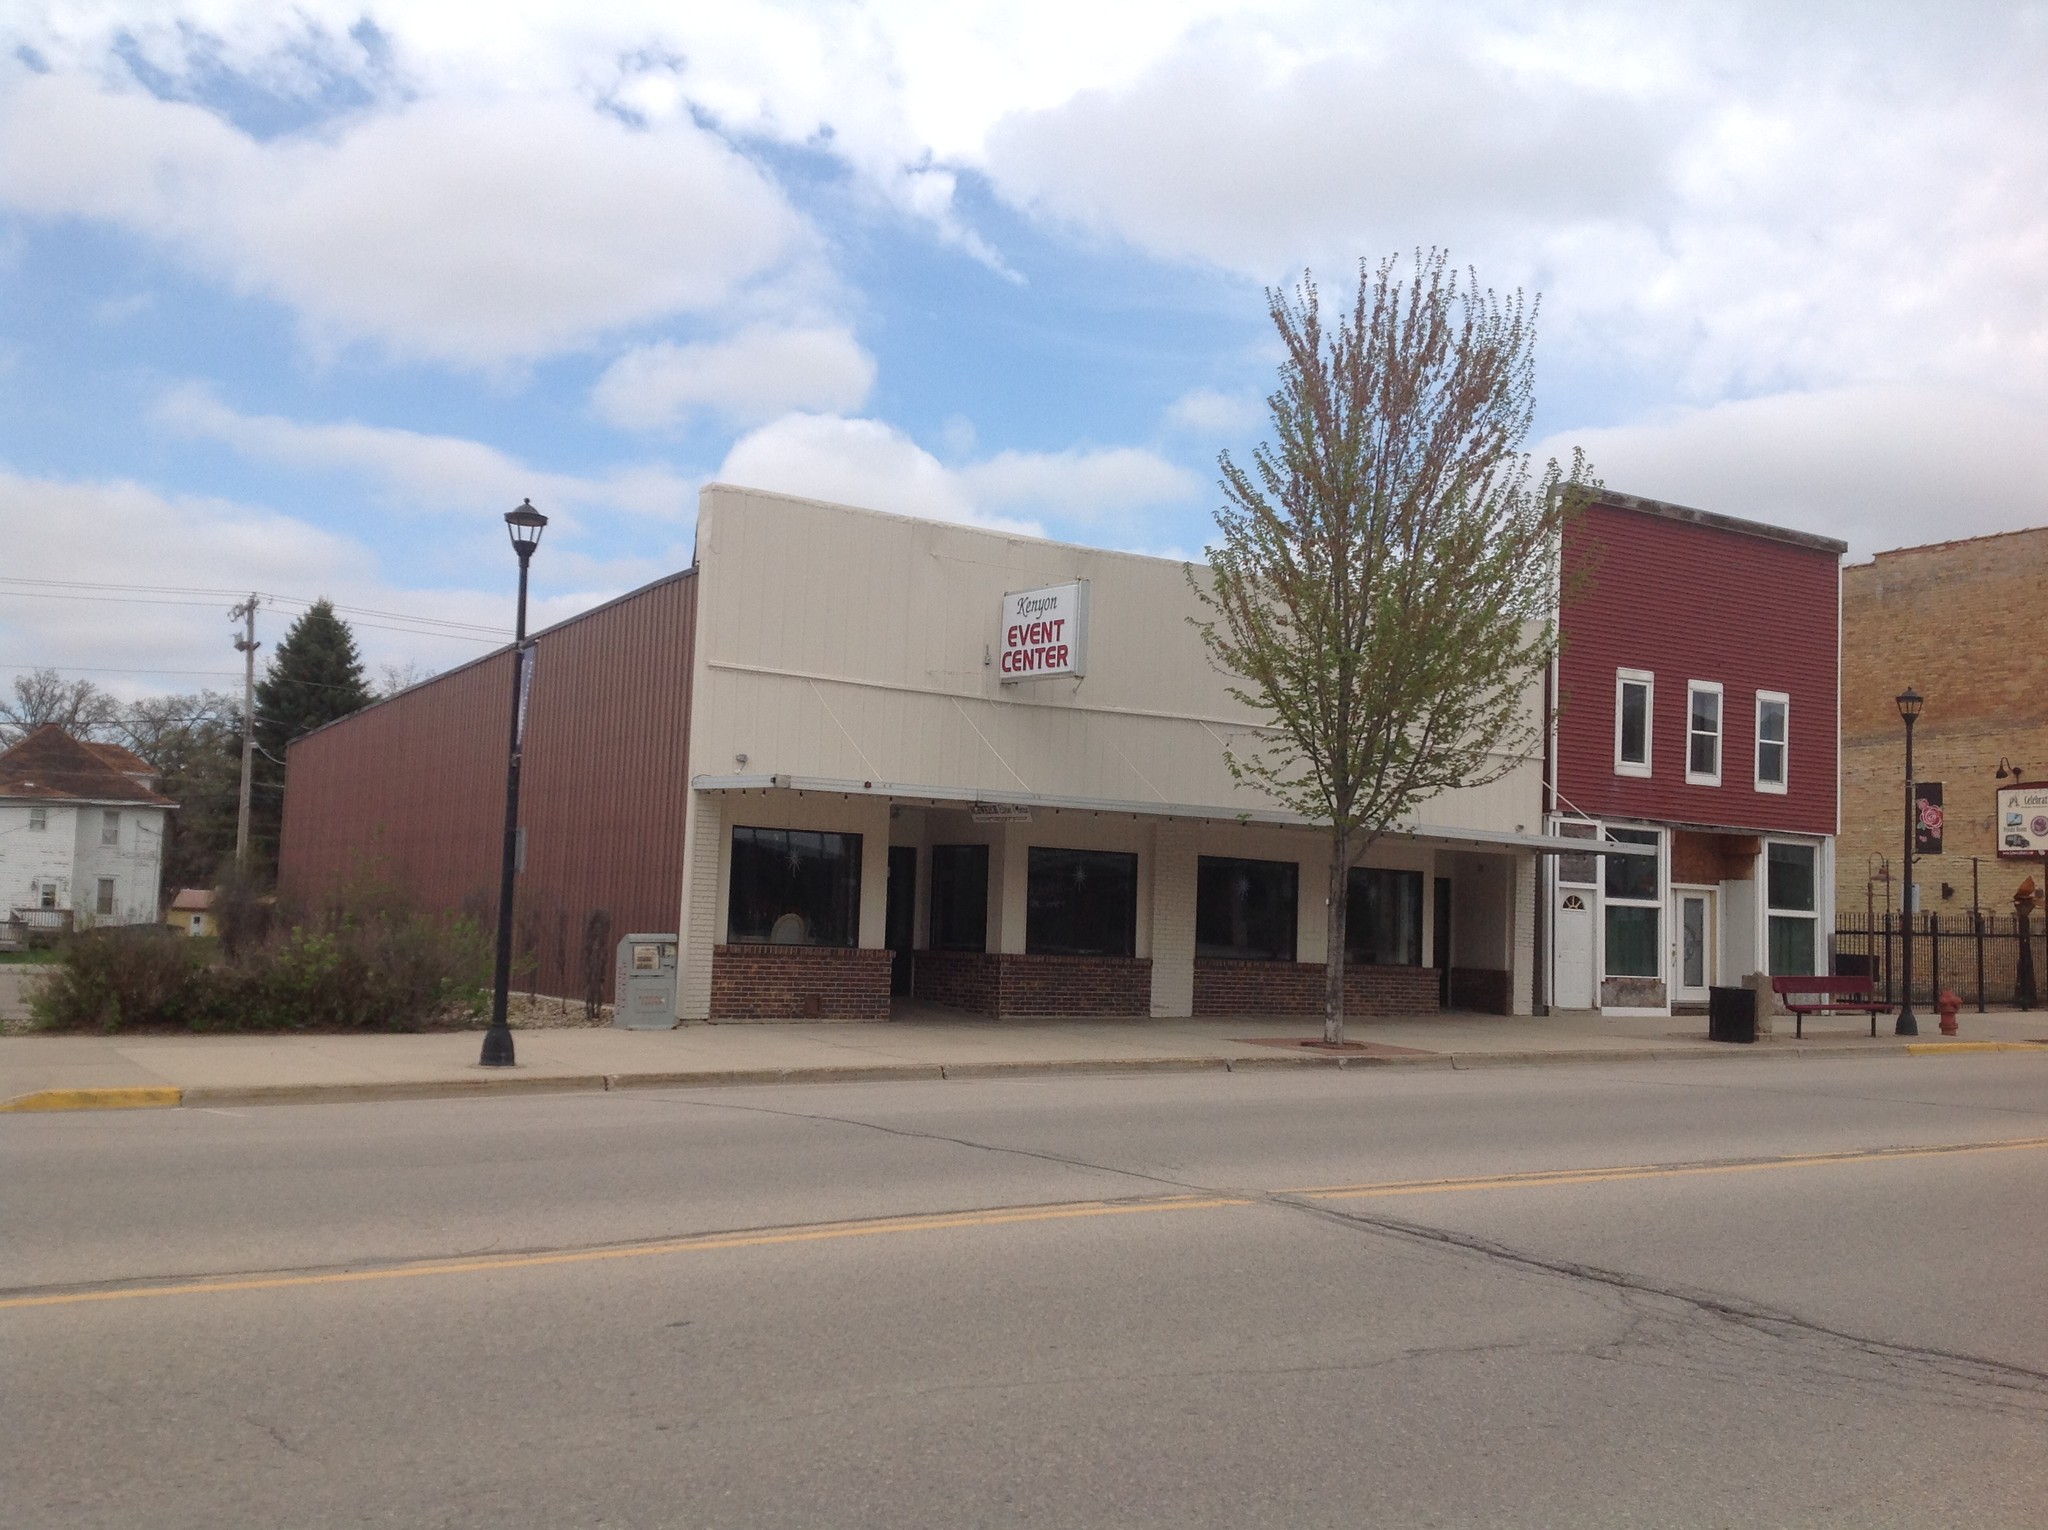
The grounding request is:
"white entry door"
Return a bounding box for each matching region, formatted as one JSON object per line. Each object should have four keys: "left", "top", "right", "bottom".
{"left": 1672, "top": 889, "right": 1715, "bottom": 1004}
{"left": 1553, "top": 888, "right": 1595, "bottom": 1009}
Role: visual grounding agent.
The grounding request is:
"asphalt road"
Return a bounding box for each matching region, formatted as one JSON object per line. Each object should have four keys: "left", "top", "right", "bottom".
{"left": 5, "top": 1054, "right": 2047, "bottom": 1528}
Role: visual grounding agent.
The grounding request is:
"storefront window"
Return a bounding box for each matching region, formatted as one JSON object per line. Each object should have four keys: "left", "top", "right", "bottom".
{"left": 928, "top": 844, "right": 989, "bottom": 952}
{"left": 1026, "top": 848, "right": 1137, "bottom": 957}
{"left": 727, "top": 827, "right": 862, "bottom": 947}
{"left": 1196, "top": 856, "right": 1297, "bottom": 961}
{"left": 1767, "top": 841, "right": 1819, "bottom": 974}
{"left": 1604, "top": 827, "right": 1660, "bottom": 977}
{"left": 1347, "top": 867, "right": 1422, "bottom": 966}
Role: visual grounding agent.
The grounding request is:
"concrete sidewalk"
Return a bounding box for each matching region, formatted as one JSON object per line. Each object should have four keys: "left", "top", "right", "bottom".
{"left": 5, "top": 1004, "right": 2046, "bottom": 1111}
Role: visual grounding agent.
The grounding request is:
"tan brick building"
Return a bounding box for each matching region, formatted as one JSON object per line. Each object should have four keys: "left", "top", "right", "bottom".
{"left": 1840, "top": 526, "right": 2048, "bottom": 924}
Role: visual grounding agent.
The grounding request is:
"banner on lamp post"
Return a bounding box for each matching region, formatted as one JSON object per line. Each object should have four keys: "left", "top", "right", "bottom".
{"left": 1914, "top": 781, "right": 1944, "bottom": 856}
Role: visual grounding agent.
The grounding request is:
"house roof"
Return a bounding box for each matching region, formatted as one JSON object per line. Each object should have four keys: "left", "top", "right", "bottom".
{"left": 0, "top": 726, "right": 175, "bottom": 806}
{"left": 84, "top": 740, "right": 157, "bottom": 780}
{"left": 168, "top": 888, "right": 215, "bottom": 912}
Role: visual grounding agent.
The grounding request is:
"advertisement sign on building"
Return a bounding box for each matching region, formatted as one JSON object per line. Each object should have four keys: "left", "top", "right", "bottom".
{"left": 1914, "top": 782, "right": 1944, "bottom": 856}
{"left": 1996, "top": 782, "right": 2048, "bottom": 857}
{"left": 997, "top": 581, "right": 1089, "bottom": 681}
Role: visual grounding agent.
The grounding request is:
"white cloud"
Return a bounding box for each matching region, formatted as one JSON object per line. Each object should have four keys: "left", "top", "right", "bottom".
{"left": 590, "top": 326, "right": 877, "bottom": 432}
{"left": 1535, "top": 384, "right": 2048, "bottom": 558}
{"left": 155, "top": 384, "right": 694, "bottom": 521}
{"left": 716, "top": 413, "right": 1200, "bottom": 536}
{"left": 0, "top": 468, "right": 596, "bottom": 690}
{"left": 0, "top": 69, "right": 808, "bottom": 366}
{"left": 961, "top": 447, "right": 1198, "bottom": 522}
{"left": 1165, "top": 387, "right": 1263, "bottom": 436}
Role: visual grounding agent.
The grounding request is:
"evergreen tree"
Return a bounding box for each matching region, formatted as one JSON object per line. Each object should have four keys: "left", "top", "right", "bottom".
{"left": 251, "top": 600, "right": 372, "bottom": 873}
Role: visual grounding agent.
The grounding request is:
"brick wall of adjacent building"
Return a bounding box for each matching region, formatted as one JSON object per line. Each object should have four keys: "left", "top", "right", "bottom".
{"left": 1839, "top": 527, "right": 2048, "bottom": 919}
{"left": 709, "top": 945, "right": 894, "bottom": 1019}
{"left": 1192, "top": 959, "right": 1442, "bottom": 1016}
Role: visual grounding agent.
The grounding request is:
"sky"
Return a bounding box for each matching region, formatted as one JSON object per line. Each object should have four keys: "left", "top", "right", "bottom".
{"left": 2, "top": 1, "right": 2045, "bottom": 696}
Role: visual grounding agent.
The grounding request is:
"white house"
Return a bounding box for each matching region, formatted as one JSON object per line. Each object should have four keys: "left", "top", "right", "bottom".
{"left": 0, "top": 726, "right": 172, "bottom": 934}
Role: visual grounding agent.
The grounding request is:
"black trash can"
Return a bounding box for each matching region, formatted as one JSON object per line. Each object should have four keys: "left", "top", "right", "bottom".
{"left": 1707, "top": 985, "right": 1756, "bottom": 1043}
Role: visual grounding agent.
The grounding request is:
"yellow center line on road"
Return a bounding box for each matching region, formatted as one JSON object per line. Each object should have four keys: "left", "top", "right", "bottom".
{"left": 1282, "top": 1133, "right": 2048, "bottom": 1202}
{"left": 10, "top": 1133, "right": 2048, "bottom": 1313}
{"left": 0, "top": 1194, "right": 1252, "bottom": 1312}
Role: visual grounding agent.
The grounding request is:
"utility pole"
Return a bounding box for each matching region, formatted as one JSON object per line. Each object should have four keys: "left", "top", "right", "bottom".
{"left": 231, "top": 596, "right": 261, "bottom": 870}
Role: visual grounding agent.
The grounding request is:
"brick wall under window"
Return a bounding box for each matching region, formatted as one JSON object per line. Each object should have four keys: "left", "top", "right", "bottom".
{"left": 912, "top": 951, "right": 1151, "bottom": 1017}
{"left": 709, "top": 945, "right": 893, "bottom": 1020}
{"left": 1193, "top": 959, "right": 1441, "bottom": 1016}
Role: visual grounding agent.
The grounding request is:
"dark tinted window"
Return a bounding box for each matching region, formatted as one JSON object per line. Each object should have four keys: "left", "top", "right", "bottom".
{"left": 1604, "top": 828, "right": 1658, "bottom": 901}
{"left": 1195, "top": 856, "right": 1297, "bottom": 961}
{"left": 1619, "top": 679, "right": 1649, "bottom": 764}
{"left": 929, "top": 844, "right": 990, "bottom": 952}
{"left": 728, "top": 826, "right": 862, "bottom": 947}
{"left": 1767, "top": 842, "right": 1816, "bottom": 912}
{"left": 1347, "top": 867, "right": 1423, "bottom": 966}
{"left": 1027, "top": 848, "right": 1137, "bottom": 957}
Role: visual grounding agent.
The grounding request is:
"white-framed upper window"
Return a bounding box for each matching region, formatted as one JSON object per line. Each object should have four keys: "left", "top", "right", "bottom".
{"left": 1614, "top": 669, "right": 1653, "bottom": 777}
{"left": 101, "top": 810, "right": 119, "bottom": 847}
{"left": 1686, "top": 681, "right": 1723, "bottom": 786}
{"left": 28, "top": 805, "right": 47, "bottom": 832}
{"left": 1755, "top": 691, "right": 1789, "bottom": 794}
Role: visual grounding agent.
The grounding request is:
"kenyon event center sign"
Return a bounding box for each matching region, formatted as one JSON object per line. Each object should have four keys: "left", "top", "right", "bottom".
{"left": 998, "top": 581, "right": 1089, "bottom": 681}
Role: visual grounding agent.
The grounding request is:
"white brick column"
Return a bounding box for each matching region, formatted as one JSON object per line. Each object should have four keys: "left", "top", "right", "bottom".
{"left": 675, "top": 790, "right": 722, "bottom": 1021}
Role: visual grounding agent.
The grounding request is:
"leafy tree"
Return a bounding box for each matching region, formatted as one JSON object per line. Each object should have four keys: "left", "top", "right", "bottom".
{"left": 0, "top": 668, "right": 121, "bottom": 743}
{"left": 1191, "top": 252, "right": 1591, "bottom": 1046}
{"left": 251, "top": 601, "right": 372, "bottom": 872}
{"left": 119, "top": 691, "right": 244, "bottom": 893}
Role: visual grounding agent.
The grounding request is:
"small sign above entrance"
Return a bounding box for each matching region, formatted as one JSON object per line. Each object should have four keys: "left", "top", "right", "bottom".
{"left": 971, "top": 803, "right": 1033, "bottom": 823}
{"left": 997, "top": 580, "right": 1089, "bottom": 681}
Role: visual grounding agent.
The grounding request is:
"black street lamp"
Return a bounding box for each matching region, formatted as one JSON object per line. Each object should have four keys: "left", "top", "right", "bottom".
{"left": 1895, "top": 686, "right": 1923, "bottom": 1035}
{"left": 482, "top": 499, "right": 548, "bottom": 1068}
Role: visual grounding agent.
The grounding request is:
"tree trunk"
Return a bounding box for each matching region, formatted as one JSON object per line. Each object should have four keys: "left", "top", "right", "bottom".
{"left": 1325, "top": 828, "right": 1350, "bottom": 1046}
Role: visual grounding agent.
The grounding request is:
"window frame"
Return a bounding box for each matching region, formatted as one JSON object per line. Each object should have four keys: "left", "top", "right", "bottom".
{"left": 1601, "top": 826, "right": 1662, "bottom": 979}
{"left": 95, "top": 877, "right": 116, "bottom": 917}
{"left": 1613, "top": 669, "right": 1654, "bottom": 778}
{"left": 725, "top": 825, "right": 864, "bottom": 948}
{"left": 1346, "top": 866, "right": 1424, "bottom": 968}
{"left": 28, "top": 805, "right": 47, "bottom": 832}
{"left": 1025, "top": 847, "right": 1139, "bottom": 958}
{"left": 1195, "top": 855, "right": 1299, "bottom": 962}
{"left": 101, "top": 809, "right": 120, "bottom": 847}
{"left": 1754, "top": 690, "right": 1789, "bottom": 794}
{"left": 1765, "top": 839, "right": 1821, "bottom": 975}
{"left": 1685, "top": 680, "right": 1724, "bottom": 787}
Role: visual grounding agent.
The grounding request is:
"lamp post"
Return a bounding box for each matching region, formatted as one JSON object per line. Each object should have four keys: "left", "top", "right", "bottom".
{"left": 1895, "top": 687, "right": 1923, "bottom": 1035}
{"left": 481, "top": 499, "right": 547, "bottom": 1068}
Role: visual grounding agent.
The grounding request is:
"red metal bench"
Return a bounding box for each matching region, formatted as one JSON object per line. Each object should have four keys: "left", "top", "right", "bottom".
{"left": 1770, "top": 975, "right": 1895, "bottom": 1039}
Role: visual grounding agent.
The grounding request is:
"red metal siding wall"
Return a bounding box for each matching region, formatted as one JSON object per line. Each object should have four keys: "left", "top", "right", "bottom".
{"left": 278, "top": 571, "right": 697, "bottom": 999}
{"left": 1557, "top": 503, "right": 1837, "bottom": 836}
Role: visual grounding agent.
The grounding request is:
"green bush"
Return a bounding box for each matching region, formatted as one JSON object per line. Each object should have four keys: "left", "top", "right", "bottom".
{"left": 30, "top": 898, "right": 490, "bottom": 1034}
{"left": 28, "top": 928, "right": 206, "bottom": 1032}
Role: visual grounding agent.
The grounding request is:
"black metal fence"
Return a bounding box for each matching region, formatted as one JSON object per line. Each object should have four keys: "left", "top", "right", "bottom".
{"left": 1833, "top": 911, "right": 2044, "bottom": 1010}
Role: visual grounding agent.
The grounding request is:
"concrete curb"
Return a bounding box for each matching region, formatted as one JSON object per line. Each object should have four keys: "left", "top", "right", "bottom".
{"left": 0, "top": 1086, "right": 183, "bottom": 1112}
{"left": 3, "top": 1038, "right": 2041, "bottom": 1113}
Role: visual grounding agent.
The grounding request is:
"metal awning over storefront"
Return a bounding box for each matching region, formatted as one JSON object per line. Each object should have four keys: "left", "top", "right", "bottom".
{"left": 691, "top": 773, "right": 1589, "bottom": 857}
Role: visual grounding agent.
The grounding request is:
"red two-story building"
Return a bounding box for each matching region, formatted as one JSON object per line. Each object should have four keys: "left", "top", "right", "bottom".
{"left": 1548, "top": 492, "right": 1845, "bottom": 1014}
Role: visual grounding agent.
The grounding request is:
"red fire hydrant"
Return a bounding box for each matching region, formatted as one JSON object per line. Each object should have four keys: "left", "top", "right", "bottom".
{"left": 1937, "top": 989, "right": 1962, "bottom": 1036}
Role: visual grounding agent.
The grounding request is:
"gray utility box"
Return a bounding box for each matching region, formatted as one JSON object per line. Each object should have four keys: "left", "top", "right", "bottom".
{"left": 613, "top": 934, "right": 679, "bottom": 1029}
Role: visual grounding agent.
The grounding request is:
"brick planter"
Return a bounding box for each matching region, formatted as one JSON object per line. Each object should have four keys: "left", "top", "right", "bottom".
{"left": 1193, "top": 958, "right": 1440, "bottom": 1016}
{"left": 710, "top": 944, "right": 893, "bottom": 1020}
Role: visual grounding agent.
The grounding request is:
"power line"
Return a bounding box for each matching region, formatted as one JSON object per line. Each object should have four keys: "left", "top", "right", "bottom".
{"left": 0, "top": 577, "right": 513, "bottom": 642}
